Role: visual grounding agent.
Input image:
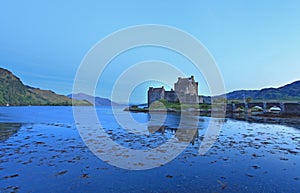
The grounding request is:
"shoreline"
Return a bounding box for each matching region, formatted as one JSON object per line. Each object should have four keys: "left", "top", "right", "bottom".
{"left": 226, "top": 113, "right": 300, "bottom": 129}
{"left": 125, "top": 106, "right": 300, "bottom": 129}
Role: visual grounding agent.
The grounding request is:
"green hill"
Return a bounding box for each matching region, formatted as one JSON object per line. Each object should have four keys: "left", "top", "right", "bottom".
{"left": 223, "top": 81, "right": 300, "bottom": 102}
{"left": 0, "top": 67, "right": 91, "bottom": 106}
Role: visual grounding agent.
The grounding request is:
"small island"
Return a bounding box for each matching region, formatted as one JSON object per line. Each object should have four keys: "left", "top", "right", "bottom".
{"left": 126, "top": 76, "right": 210, "bottom": 113}
{"left": 126, "top": 76, "right": 300, "bottom": 127}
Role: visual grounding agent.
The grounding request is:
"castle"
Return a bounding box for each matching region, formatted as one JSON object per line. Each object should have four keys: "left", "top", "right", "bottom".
{"left": 148, "top": 76, "right": 203, "bottom": 107}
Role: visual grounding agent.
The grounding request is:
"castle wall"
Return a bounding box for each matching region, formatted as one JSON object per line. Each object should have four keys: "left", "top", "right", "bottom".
{"left": 199, "top": 96, "right": 203, "bottom": 103}
{"left": 164, "top": 91, "right": 178, "bottom": 103}
{"left": 177, "top": 94, "right": 199, "bottom": 104}
{"left": 148, "top": 87, "right": 165, "bottom": 106}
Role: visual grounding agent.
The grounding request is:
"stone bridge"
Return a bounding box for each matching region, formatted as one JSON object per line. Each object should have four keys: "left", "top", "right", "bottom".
{"left": 226, "top": 102, "right": 300, "bottom": 115}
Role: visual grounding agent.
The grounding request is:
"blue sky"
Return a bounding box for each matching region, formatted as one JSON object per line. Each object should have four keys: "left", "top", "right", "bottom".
{"left": 1, "top": 1, "right": 300, "bottom": 103}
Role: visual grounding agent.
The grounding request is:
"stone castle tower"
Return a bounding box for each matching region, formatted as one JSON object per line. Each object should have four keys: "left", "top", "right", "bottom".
{"left": 174, "top": 76, "right": 199, "bottom": 104}
{"left": 148, "top": 76, "right": 203, "bottom": 107}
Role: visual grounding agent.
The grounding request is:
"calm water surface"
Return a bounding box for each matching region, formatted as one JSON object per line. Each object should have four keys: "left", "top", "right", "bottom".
{"left": 0, "top": 106, "right": 299, "bottom": 193}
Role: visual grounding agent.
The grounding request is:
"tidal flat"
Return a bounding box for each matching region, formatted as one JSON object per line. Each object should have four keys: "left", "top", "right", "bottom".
{"left": 0, "top": 106, "right": 299, "bottom": 193}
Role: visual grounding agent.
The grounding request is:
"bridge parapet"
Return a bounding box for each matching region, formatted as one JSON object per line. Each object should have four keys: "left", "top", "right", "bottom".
{"left": 283, "top": 103, "right": 300, "bottom": 115}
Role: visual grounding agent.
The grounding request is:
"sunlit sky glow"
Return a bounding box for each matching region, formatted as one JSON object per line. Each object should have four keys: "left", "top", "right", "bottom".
{"left": 1, "top": 1, "right": 300, "bottom": 103}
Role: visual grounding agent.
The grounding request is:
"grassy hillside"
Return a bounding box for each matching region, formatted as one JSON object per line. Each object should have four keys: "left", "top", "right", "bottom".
{"left": 223, "top": 81, "right": 300, "bottom": 102}
{"left": 0, "top": 67, "right": 91, "bottom": 106}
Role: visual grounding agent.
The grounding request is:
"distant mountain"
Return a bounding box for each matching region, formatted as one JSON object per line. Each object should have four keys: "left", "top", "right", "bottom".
{"left": 68, "top": 93, "right": 120, "bottom": 106}
{"left": 0, "top": 67, "right": 91, "bottom": 106}
{"left": 224, "top": 80, "right": 300, "bottom": 102}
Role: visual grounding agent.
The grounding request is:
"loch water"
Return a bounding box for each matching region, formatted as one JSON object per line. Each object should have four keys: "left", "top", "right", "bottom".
{"left": 0, "top": 106, "right": 300, "bottom": 193}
